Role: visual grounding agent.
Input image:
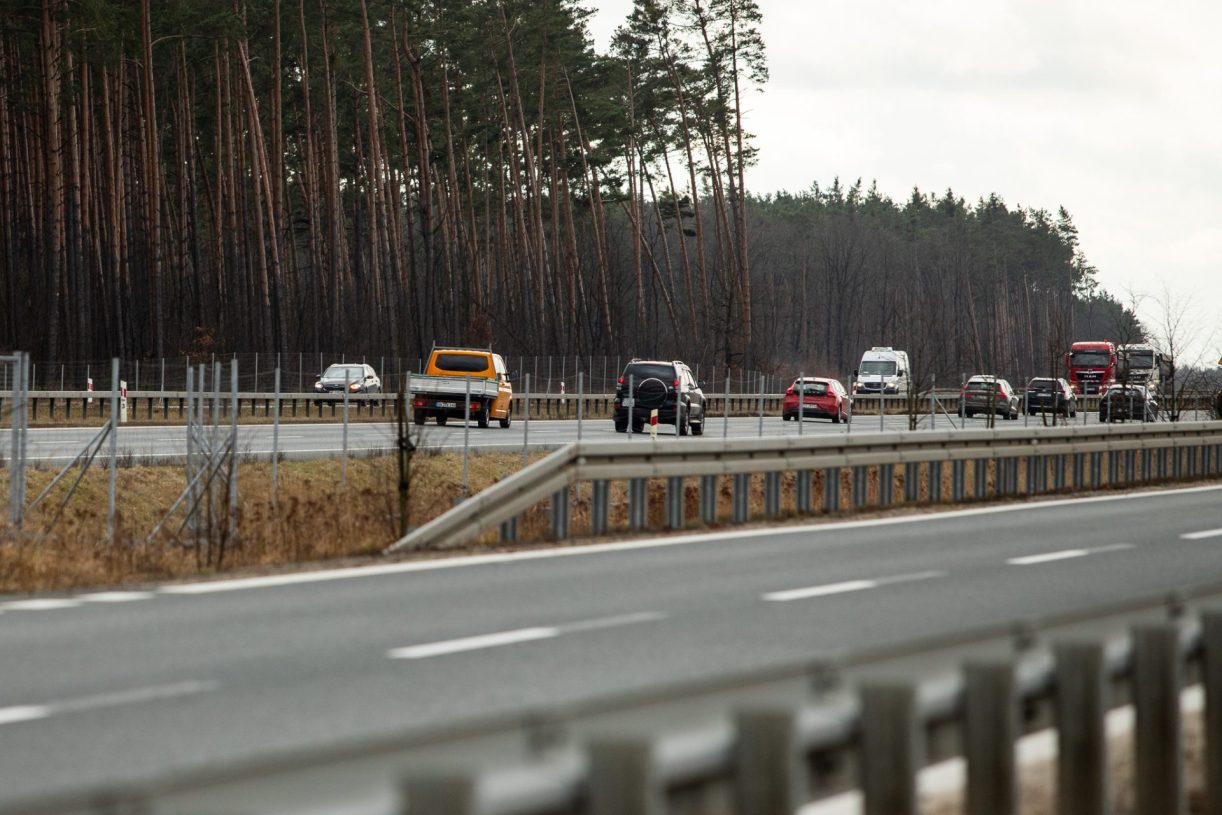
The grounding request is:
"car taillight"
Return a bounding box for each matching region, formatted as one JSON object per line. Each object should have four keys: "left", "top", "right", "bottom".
{"left": 786, "top": 386, "right": 794, "bottom": 395}
{"left": 412, "top": 399, "right": 424, "bottom": 407}
{"left": 673, "top": 378, "right": 680, "bottom": 387}
{"left": 618, "top": 376, "right": 624, "bottom": 385}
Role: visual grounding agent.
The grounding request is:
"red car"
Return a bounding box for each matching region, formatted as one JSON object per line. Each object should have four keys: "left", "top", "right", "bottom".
{"left": 782, "top": 377, "right": 850, "bottom": 423}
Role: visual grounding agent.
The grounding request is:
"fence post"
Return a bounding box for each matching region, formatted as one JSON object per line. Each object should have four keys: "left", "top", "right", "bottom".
{"left": 343, "top": 368, "right": 351, "bottom": 485}
{"left": 107, "top": 358, "right": 119, "bottom": 544}
{"left": 228, "top": 361, "right": 239, "bottom": 543}
{"left": 1054, "top": 640, "right": 1109, "bottom": 815}
{"left": 588, "top": 738, "right": 664, "bottom": 815}
{"left": 723, "top": 367, "right": 731, "bottom": 439}
{"left": 861, "top": 682, "right": 921, "bottom": 815}
{"left": 522, "top": 373, "right": 531, "bottom": 468}
{"left": 735, "top": 707, "right": 808, "bottom": 815}
{"left": 272, "top": 368, "right": 281, "bottom": 506}
{"left": 1133, "top": 623, "right": 1184, "bottom": 815}
{"left": 965, "top": 661, "right": 1019, "bottom": 815}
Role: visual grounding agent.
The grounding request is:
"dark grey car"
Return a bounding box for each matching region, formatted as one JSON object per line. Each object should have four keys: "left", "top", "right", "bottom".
{"left": 1025, "top": 377, "right": 1077, "bottom": 417}
{"left": 613, "top": 360, "right": 705, "bottom": 435}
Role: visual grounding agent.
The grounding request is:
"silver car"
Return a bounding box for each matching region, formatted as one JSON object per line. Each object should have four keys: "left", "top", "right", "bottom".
{"left": 959, "top": 375, "right": 1020, "bottom": 420}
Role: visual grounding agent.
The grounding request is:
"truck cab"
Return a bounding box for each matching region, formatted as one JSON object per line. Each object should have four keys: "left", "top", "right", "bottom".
{"left": 410, "top": 348, "right": 513, "bottom": 428}
{"left": 1064, "top": 341, "right": 1117, "bottom": 395}
{"left": 1118, "top": 343, "right": 1162, "bottom": 393}
{"left": 854, "top": 347, "right": 910, "bottom": 395}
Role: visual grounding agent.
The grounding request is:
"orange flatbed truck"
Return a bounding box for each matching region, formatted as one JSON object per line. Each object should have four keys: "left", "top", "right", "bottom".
{"left": 409, "top": 347, "right": 513, "bottom": 427}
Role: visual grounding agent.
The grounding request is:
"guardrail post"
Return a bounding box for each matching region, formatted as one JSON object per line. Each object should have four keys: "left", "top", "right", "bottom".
{"left": 904, "top": 462, "right": 919, "bottom": 502}
{"left": 824, "top": 467, "right": 841, "bottom": 513}
{"left": 629, "top": 478, "right": 648, "bottom": 530}
{"left": 589, "top": 738, "right": 665, "bottom": 815}
{"left": 1132, "top": 623, "right": 1184, "bottom": 815}
{"left": 852, "top": 466, "right": 868, "bottom": 508}
{"left": 1073, "top": 453, "right": 1086, "bottom": 490}
{"left": 733, "top": 473, "right": 750, "bottom": 522}
{"left": 952, "top": 460, "right": 966, "bottom": 502}
{"left": 735, "top": 707, "right": 808, "bottom": 815}
{"left": 929, "top": 461, "right": 943, "bottom": 503}
{"left": 965, "top": 661, "right": 1018, "bottom": 815}
{"left": 1054, "top": 640, "right": 1109, "bottom": 815}
{"left": 860, "top": 682, "right": 921, "bottom": 815}
{"left": 1090, "top": 451, "right": 1103, "bottom": 488}
{"left": 667, "top": 477, "right": 685, "bottom": 529}
{"left": 401, "top": 773, "right": 478, "bottom": 815}
{"left": 551, "top": 487, "right": 570, "bottom": 539}
{"left": 1124, "top": 450, "right": 1136, "bottom": 485}
{"left": 795, "top": 470, "right": 813, "bottom": 514}
{"left": 592, "top": 480, "right": 610, "bottom": 535}
{"left": 878, "top": 464, "right": 894, "bottom": 506}
{"left": 1053, "top": 454, "right": 1067, "bottom": 490}
{"left": 1203, "top": 611, "right": 1222, "bottom": 815}
{"left": 700, "top": 475, "right": 717, "bottom": 524}
{"left": 1157, "top": 447, "right": 1168, "bottom": 480}
{"left": 764, "top": 471, "right": 781, "bottom": 517}
{"left": 500, "top": 517, "right": 518, "bottom": 542}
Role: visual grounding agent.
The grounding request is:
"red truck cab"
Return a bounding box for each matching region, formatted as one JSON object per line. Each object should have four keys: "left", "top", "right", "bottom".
{"left": 1063, "top": 341, "right": 1117, "bottom": 395}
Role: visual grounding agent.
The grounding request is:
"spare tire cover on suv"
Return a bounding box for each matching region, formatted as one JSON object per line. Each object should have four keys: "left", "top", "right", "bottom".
{"left": 636, "top": 377, "right": 669, "bottom": 407}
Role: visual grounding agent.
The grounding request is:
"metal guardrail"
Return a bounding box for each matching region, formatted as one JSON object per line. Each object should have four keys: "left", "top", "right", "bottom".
{"left": 4, "top": 390, "right": 1216, "bottom": 423}
{"left": 390, "top": 420, "right": 1222, "bottom": 552}
{"left": 7, "top": 581, "right": 1222, "bottom": 815}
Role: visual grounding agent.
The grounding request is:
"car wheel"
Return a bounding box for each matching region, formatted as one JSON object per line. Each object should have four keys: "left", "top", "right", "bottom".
{"left": 678, "top": 414, "right": 688, "bottom": 436}
{"left": 632, "top": 421, "right": 644, "bottom": 433}
{"left": 436, "top": 414, "right": 448, "bottom": 426}
{"left": 477, "top": 406, "right": 490, "bottom": 428}
{"left": 614, "top": 420, "right": 628, "bottom": 433}
{"left": 499, "top": 406, "right": 511, "bottom": 429}
{"left": 413, "top": 410, "right": 426, "bottom": 426}
{"left": 690, "top": 421, "right": 704, "bottom": 436}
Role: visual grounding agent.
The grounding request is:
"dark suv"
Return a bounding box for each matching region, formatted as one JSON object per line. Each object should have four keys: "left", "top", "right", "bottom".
{"left": 1025, "top": 377, "right": 1077, "bottom": 417}
{"left": 613, "top": 360, "right": 705, "bottom": 435}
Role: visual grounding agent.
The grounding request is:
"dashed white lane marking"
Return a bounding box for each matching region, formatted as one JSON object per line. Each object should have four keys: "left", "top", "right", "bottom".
{"left": 0, "top": 680, "right": 217, "bottom": 729}
{"left": 76, "top": 591, "right": 156, "bottom": 603}
{"left": 388, "top": 612, "right": 666, "bottom": 660}
{"left": 0, "top": 599, "right": 82, "bottom": 611}
{"left": 389, "top": 627, "right": 557, "bottom": 659}
{"left": 764, "top": 571, "right": 944, "bottom": 602}
{"left": 1007, "top": 543, "right": 1134, "bottom": 566}
{"left": 1181, "top": 527, "right": 1222, "bottom": 540}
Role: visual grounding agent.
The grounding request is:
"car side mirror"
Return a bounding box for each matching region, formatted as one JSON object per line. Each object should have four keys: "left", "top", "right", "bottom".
{"left": 897, "top": 369, "right": 906, "bottom": 376}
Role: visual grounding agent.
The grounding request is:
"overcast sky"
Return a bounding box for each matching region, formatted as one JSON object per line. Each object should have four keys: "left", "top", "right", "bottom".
{"left": 586, "top": 0, "right": 1221, "bottom": 364}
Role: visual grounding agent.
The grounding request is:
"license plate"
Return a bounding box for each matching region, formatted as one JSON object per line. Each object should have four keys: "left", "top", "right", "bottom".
{"left": 436, "top": 401, "right": 457, "bottom": 408}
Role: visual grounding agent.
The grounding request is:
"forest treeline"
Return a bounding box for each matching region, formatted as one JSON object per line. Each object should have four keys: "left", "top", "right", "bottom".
{"left": 0, "top": 0, "right": 1135, "bottom": 380}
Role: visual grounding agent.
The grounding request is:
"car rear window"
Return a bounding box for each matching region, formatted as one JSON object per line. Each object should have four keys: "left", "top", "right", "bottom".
{"left": 434, "top": 353, "right": 490, "bottom": 373}
{"left": 800, "top": 382, "right": 829, "bottom": 396}
{"left": 966, "top": 382, "right": 996, "bottom": 392}
{"left": 1028, "top": 379, "right": 1055, "bottom": 390}
{"left": 624, "top": 363, "right": 675, "bottom": 382}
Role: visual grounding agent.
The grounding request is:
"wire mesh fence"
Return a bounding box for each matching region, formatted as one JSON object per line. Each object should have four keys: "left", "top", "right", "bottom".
{"left": 6, "top": 353, "right": 786, "bottom": 397}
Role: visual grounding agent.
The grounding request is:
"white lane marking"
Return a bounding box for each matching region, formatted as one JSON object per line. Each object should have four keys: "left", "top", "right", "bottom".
{"left": 0, "top": 599, "right": 82, "bottom": 611}
{"left": 0, "top": 705, "right": 51, "bottom": 726}
{"left": 76, "top": 591, "right": 156, "bottom": 603}
{"left": 765, "top": 580, "right": 876, "bottom": 602}
{"left": 389, "top": 627, "right": 557, "bottom": 659}
{"left": 389, "top": 612, "right": 665, "bottom": 659}
{"left": 1007, "top": 543, "right": 1134, "bottom": 566}
{"left": 157, "top": 483, "right": 1222, "bottom": 595}
{"left": 1181, "top": 527, "right": 1222, "bottom": 540}
{"left": 764, "top": 571, "right": 943, "bottom": 602}
{"left": 556, "top": 611, "right": 667, "bottom": 633}
{"left": 0, "top": 681, "right": 216, "bottom": 728}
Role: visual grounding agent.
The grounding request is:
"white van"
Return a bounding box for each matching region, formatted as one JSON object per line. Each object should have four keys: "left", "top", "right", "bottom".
{"left": 855, "top": 347, "right": 911, "bottom": 395}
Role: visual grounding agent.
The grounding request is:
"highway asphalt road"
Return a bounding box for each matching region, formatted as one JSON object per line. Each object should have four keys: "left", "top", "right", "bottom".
{"left": 14, "top": 410, "right": 1156, "bottom": 465}
{"left": 2, "top": 483, "right": 1222, "bottom": 811}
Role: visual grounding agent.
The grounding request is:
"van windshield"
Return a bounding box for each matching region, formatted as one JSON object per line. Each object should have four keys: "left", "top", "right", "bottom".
{"left": 859, "top": 361, "right": 896, "bottom": 376}
{"left": 1126, "top": 350, "right": 1155, "bottom": 368}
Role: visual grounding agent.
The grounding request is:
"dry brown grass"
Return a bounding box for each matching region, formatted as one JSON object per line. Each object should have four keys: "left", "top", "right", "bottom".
{"left": 0, "top": 451, "right": 548, "bottom": 594}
